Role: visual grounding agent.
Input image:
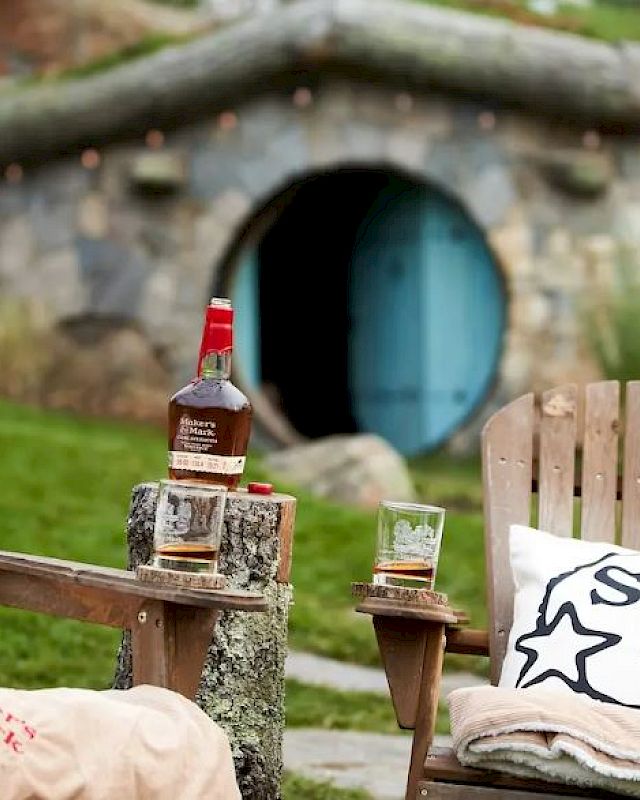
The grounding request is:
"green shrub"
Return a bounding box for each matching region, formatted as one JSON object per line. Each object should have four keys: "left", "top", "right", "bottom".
{"left": 587, "top": 283, "right": 640, "bottom": 384}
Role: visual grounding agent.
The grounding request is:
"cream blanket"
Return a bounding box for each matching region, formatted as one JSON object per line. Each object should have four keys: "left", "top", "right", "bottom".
{"left": 0, "top": 684, "right": 240, "bottom": 800}
{"left": 449, "top": 685, "right": 640, "bottom": 797}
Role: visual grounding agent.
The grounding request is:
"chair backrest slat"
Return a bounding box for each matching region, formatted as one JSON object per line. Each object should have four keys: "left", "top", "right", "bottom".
{"left": 482, "top": 393, "right": 534, "bottom": 684}
{"left": 482, "top": 380, "right": 637, "bottom": 682}
{"left": 537, "top": 384, "right": 577, "bottom": 537}
{"left": 622, "top": 381, "right": 640, "bottom": 548}
{"left": 580, "top": 381, "right": 620, "bottom": 543}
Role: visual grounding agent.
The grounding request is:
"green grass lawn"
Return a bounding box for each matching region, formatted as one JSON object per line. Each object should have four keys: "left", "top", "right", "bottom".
{"left": 283, "top": 773, "right": 372, "bottom": 800}
{"left": 286, "top": 680, "right": 405, "bottom": 735}
{"left": 416, "top": 0, "right": 640, "bottom": 42}
{"left": 0, "top": 398, "right": 487, "bottom": 688}
{"left": 286, "top": 680, "right": 449, "bottom": 736}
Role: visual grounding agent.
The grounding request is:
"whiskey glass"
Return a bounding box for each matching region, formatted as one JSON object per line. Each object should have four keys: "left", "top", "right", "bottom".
{"left": 373, "top": 501, "right": 445, "bottom": 589}
{"left": 153, "top": 480, "right": 227, "bottom": 573}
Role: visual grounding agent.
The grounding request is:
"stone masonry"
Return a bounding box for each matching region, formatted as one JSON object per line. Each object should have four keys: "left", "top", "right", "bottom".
{"left": 0, "top": 77, "right": 636, "bottom": 444}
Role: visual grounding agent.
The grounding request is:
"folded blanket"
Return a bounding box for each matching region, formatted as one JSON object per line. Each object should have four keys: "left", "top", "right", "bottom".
{"left": 449, "top": 685, "right": 640, "bottom": 797}
{"left": 0, "top": 684, "right": 240, "bottom": 800}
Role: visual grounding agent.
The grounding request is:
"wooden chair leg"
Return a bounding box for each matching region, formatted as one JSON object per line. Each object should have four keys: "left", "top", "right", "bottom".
{"left": 131, "top": 598, "right": 219, "bottom": 700}
{"left": 406, "top": 624, "right": 446, "bottom": 800}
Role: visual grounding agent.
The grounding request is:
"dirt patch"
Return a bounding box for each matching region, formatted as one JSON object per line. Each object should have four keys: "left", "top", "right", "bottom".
{"left": 0, "top": 0, "right": 203, "bottom": 78}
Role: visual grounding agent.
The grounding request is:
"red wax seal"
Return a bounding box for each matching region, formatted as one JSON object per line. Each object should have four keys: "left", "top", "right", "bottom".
{"left": 248, "top": 482, "right": 273, "bottom": 495}
{"left": 197, "top": 298, "right": 233, "bottom": 372}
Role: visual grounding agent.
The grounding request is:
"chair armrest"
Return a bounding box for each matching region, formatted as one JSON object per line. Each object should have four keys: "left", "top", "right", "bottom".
{"left": 356, "top": 595, "right": 489, "bottom": 656}
{"left": 0, "top": 550, "right": 267, "bottom": 701}
{"left": 0, "top": 550, "right": 266, "bottom": 629}
{"left": 357, "top": 601, "right": 448, "bottom": 795}
{"left": 356, "top": 598, "right": 447, "bottom": 729}
{"left": 445, "top": 627, "right": 490, "bottom": 656}
{"left": 355, "top": 592, "right": 490, "bottom": 799}
{"left": 356, "top": 596, "right": 458, "bottom": 624}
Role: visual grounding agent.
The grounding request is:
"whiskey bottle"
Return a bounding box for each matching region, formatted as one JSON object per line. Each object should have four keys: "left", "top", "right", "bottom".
{"left": 168, "top": 298, "right": 252, "bottom": 489}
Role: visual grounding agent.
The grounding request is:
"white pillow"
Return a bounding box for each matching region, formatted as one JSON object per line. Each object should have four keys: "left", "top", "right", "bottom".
{"left": 499, "top": 524, "right": 640, "bottom": 708}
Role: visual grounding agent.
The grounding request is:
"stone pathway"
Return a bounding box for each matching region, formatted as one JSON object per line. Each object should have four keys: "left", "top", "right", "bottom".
{"left": 286, "top": 649, "right": 487, "bottom": 699}
{"left": 284, "top": 651, "right": 488, "bottom": 798}
{"left": 284, "top": 729, "right": 451, "bottom": 800}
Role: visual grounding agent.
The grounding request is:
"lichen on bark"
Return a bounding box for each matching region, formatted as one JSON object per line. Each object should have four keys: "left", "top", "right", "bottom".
{"left": 113, "top": 482, "right": 294, "bottom": 800}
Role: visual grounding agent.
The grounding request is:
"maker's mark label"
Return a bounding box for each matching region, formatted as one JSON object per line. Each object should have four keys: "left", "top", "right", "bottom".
{"left": 168, "top": 451, "right": 246, "bottom": 475}
{"left": 175, "top": 415, "right": 218, "bottom": 452}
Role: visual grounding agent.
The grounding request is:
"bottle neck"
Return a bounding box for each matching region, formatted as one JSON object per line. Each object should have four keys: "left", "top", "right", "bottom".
{"left": 200, "top": 351, "right": 232, "bottom": 379}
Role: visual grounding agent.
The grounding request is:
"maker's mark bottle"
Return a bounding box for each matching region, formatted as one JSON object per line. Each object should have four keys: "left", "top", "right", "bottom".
{"left": 168, "top": 298, "right": 252, "bottom": 489}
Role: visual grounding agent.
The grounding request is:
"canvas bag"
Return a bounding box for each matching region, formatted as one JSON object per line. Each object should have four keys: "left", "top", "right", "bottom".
{"left": 0, "top": 684, "right": 240, "bottom": 800}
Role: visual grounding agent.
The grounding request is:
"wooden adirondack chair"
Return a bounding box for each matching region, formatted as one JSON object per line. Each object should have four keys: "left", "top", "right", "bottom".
{"left": 0, "top": 550, "right": 265, "bottom": 699}
{"left": 359, "top": 380, "right": 640, "bottom": 800}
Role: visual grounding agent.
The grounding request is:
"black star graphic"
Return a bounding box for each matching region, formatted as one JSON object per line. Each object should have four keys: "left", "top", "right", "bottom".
{"left": 515, "top": 601, "right": 623, "bottom": 705}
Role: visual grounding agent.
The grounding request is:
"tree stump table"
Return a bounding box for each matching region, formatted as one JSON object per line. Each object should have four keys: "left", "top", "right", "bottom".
{"left": 114, "top": 483, "right": 296, "bottom": 800}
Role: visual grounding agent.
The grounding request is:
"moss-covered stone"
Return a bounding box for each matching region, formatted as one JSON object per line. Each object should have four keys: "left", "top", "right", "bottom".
{"left": 539, "top": 150, "right": 613, "bottom": 198}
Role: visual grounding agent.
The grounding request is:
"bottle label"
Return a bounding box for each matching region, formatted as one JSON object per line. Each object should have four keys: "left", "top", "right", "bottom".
{"left": 168, "top": 451, "right": 246, "bottom": 475}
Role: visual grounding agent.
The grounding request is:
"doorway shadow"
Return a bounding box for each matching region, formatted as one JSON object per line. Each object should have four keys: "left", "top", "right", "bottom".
{"left": 257, "top": 168, "right": 413, "bottom": 439}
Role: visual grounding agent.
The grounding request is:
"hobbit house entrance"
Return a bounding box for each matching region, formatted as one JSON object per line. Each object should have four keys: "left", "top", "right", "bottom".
{"left": 224, "top": 167, "right": 506, "bottom": 455}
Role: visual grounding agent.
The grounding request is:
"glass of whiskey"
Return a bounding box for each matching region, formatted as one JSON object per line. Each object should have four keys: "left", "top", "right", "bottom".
{"left": 373, "top": 501, "right": 445, "bottom": 590}
{"left": 153, "top": 480, "right": 227, "bottom": 574}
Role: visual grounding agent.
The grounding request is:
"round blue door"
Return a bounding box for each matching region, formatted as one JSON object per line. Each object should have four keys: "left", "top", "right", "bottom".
{"left": 348, "top": 182, "right": 505, "bottom": 455}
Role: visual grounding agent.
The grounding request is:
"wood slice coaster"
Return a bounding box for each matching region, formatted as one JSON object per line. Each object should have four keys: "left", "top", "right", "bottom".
{"left": 353, "top": 582, "right": 458, "bottom": 625}
{"left": 136, "top": 564, "right": 227, "bottom": 590}
{"left": 351, "top": 581, "right": 448, "bottom": 606}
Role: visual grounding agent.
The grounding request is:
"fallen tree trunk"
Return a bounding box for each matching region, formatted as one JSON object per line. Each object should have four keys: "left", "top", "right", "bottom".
{"left": 113, "top": 483, "right": 296, "bottom": 800}
{"left": 1, "top": 0, "right": 640, "bottom": 167}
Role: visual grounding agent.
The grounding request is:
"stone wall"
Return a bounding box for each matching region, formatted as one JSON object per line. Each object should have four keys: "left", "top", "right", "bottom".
{"left": 1, "top": 79, "right": 637, "bottom": 441}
